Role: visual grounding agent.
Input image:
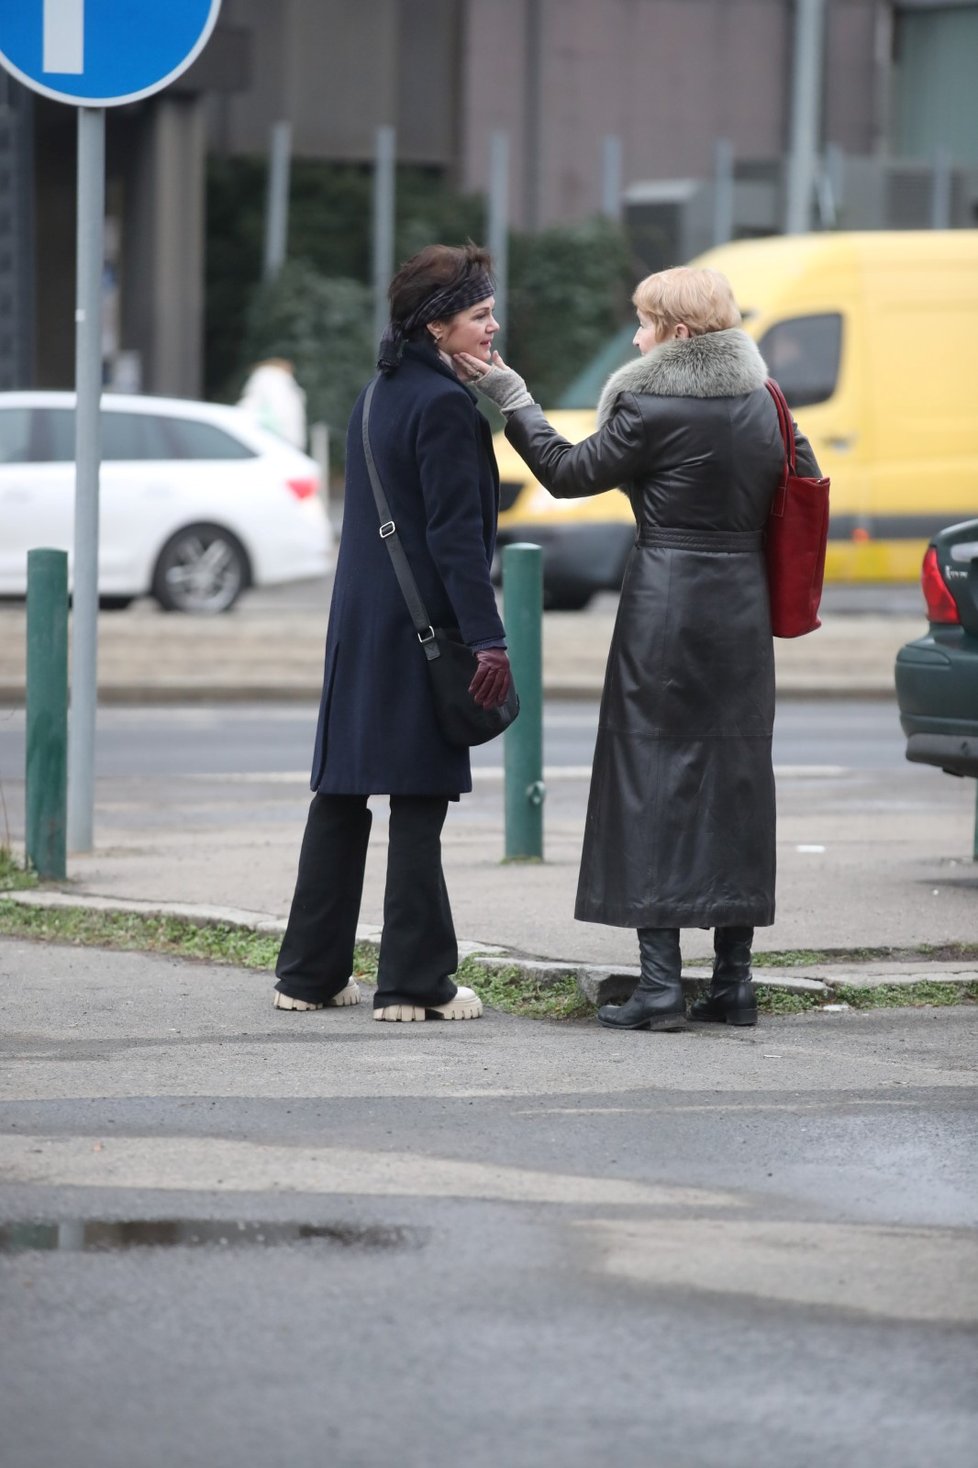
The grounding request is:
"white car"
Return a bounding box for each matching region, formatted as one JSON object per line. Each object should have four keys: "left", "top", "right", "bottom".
{"left": 0, "top": 392, "right": 332, "bottom": 613}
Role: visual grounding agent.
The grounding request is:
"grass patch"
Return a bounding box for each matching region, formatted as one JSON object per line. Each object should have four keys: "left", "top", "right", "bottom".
{"left": 1, "top": 899, "right": 975, "bottom": 1020}
{"left": 0, "top": 849, "right": 38, "bottom": 893}
{"left": 754, "top": 979, "right": 978, "bottom": 1015}
{"left": 833, "top": 980, "right": 978, "bottom": 1010}
{"left": 0, "top": 901, "right": 283, "bottom": 968}
{"left": 457, "top": 957, "right": 592, "bottom": 1021}
{"left": 753, "top": 943, "right": 978, "bottom": 967}
{"left": 756, "top": 988, "right": 822, "bottom": 1015}
{"left": 0, "top": 900, "right": 589, "bottom": 1019}
{"left": 0, "top": 902, "right": 382, "bottom": 984}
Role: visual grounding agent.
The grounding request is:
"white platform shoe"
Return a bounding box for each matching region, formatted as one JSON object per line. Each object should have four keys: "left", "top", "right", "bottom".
{"left": 373, "top": 986, "right": 483, "bottom": 1023}
{"left": 273, "top": 979, "right": 361, "bottom": 1010}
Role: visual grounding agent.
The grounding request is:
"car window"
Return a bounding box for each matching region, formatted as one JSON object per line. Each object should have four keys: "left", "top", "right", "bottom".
{"left": 0, "top": 405, "right": 258, "bottom": 464}
{"left": 17, "top": 408, "right": 175, "bottom": 463}
{"left": 757, "top": 313, "right": 842, "bottom": 408}
{"left": 0, "top": 407, "right": 38, "bottom": 462}
{"left": 44, "top": 409, "right": 75, "bottom": 461}
{"left": 101, "top": 412, "right": 174, "bottom": 461}
{"left": 163, "top": 418, "right": 256, "bottom": 460}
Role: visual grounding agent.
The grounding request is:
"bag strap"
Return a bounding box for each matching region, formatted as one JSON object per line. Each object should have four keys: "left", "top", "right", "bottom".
{"left": 361, "top": 375, "right": 441, "bottom": 662}
{"left": 764, "top": 378, "right": 797, "bottom": 477}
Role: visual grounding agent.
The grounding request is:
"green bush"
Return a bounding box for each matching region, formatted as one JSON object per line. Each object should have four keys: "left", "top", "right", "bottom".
{"left": 506, "top": 215, "right": 632, "bottom": 406}
{"left": 205, "top": 156, "right": 632, "bottom": 449}
{"left": 239, "top": 261, "right": 374, "bottom": 461}
{"left": 205, "top": 159, "right": 486, "bottom": 402}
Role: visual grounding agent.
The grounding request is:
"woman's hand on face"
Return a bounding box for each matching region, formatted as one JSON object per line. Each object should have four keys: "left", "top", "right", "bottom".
{"left": 454, "top": 352, "right": 534, "bottom": 416}
{"left": 455, "top": 348, "right": 509, "bottom": 381}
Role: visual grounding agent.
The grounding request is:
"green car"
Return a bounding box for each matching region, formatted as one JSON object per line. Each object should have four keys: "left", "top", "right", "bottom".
{"left": 895, "top": 519, "right": 978, "bottom": 778}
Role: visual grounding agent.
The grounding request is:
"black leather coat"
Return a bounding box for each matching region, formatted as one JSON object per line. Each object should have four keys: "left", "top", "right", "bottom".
{"left": 506, "top": 329, "right": 820, "bottom": 930}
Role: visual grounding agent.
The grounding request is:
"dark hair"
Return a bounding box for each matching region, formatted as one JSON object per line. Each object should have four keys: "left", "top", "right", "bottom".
{"left": 389, "top": 243, "right": 493, "bottom": 336}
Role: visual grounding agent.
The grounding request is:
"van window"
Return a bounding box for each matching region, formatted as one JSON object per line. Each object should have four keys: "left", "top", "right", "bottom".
{"left": 757, "top": 313, "right": 842, "bottom": 408}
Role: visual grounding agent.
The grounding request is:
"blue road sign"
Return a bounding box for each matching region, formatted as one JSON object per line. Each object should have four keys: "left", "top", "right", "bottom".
{"left": 0, "top": 0, "right": 223, "bottom": 107}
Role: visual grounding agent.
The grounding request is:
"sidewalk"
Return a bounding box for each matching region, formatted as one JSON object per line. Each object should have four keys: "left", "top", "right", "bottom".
{"left": 0, "top": 600, "right": 924, "bottom": 702}
{"left": 3, "top": 594, "right": 974, "bottom": 1001}
{"left": 4, "top": 752, "right": 976, "bottom": 1003}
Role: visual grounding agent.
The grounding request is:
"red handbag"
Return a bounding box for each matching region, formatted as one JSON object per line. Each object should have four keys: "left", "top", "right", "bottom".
{"left": 764, "top": 378, "right": 830, "bottom": 638}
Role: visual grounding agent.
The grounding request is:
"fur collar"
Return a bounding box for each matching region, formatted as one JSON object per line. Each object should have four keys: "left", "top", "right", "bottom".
{"left": 596, "top": 328, "right": 768, "bottom": 425}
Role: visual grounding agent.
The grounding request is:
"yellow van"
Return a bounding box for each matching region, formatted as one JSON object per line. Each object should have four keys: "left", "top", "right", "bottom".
{"left": 495, "top": 230, "right": 978, "bottom": 601}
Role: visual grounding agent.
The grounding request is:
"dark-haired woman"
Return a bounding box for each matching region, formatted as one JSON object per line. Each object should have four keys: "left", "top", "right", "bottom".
{"left": 273, "top": 244, "right": 511, "bottom": 1023}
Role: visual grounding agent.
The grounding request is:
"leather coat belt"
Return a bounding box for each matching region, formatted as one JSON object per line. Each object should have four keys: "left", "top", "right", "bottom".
{"left": 636, "top": 527, "right": 763, "bottom": 552}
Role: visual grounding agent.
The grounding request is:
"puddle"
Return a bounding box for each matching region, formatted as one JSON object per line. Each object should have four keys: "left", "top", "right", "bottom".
{"left": 0, "top": 1219, "right": 414, "bottom": 1254}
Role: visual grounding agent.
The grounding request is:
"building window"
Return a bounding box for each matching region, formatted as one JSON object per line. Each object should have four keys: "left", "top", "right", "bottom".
{"left": 893, "top": 4, "right": 978, "bottom": 164}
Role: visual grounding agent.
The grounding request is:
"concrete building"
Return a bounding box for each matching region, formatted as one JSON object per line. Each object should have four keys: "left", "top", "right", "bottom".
{"left": 3, "top": 0, "right": 976, "bottom": 395}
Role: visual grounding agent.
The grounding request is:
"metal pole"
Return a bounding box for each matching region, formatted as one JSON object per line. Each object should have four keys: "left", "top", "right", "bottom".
{"left": 25, "top": 549, "right": 68, "bottom": 880}
{"left": 712, "top": 137, "right": 734, "bottom": 246}
{"left": 601, "top": 134, "right": 622, "bottom": 220}
{"left": 263, "top": 120, "right": 292, "bottom": 281}
{"left": 502, "top": 544, "right": 544, "bottom": 861}
{"left": 488, "top": 130, "right": 509, "bottom": 339}
{"left": 67, "top": 106, "right": 105, "bottom": 855}
{"left": 372, "top": 125, "right": 396, "bottom": 352}
{"left": 784, "top": 0, "right": 826, "bottom": 235}
{"left": 931, "top": 146, "right": 952, "bottom": 230}
{"left": 973, "top": 781, "right": 977, "bottom": 863}
{"left": 522, "top": 0, "right": 543, "bottom": 230}
{"left": 818, "top": 141, "right": 845, "bottom": 228}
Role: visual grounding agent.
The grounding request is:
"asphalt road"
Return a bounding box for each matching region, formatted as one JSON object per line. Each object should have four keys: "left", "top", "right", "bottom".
{"left": 1, "top": 938, "right": 976, "bottom": 1468}
{"left": 0, "top": 695, "right": 908, "bottom": 781}
{"left": 0, "top": 696, "right": 922, "bottom": 848}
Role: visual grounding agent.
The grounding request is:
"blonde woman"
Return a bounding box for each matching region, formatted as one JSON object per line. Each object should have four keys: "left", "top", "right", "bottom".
{"left": 457, "top": 266, "right": 821, "bottom": 1032}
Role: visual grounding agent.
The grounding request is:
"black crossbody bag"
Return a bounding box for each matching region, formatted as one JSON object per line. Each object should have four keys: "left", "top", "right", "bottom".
{"left": 361, "top": 376, "right": 519, "bottom": 748}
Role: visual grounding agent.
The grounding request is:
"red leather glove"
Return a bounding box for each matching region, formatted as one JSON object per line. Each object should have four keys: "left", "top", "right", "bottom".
{"left": 468, "top": 648, "right": 512, "bottom": 710}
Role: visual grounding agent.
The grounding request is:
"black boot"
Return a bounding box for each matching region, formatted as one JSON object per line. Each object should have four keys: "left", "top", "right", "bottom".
{"left": 597, "top": 928, "right": 687, "bottom": 1031}
{"left": 689, "top": 926, "right": 758, "bottom": 1027}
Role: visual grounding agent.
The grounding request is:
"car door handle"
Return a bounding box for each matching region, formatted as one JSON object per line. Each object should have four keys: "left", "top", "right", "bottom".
{"left": 822, "top": 435, "right": 857, "bottom": 453}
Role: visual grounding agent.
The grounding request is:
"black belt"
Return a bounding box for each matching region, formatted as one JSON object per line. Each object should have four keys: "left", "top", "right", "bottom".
{"left": 636, "top": 527, "right": 763, "bottom": 552}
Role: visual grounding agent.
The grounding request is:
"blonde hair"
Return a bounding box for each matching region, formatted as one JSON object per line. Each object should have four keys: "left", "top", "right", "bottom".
{"left": 632, "top": 266, "right": 741, "bottom": 339}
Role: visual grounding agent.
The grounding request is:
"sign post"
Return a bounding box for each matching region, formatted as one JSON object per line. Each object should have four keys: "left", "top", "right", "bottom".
{"left": 0, "top": 0, "right": 223, "bottom": 852}
{"left": 70, "top": 103, "right": 104, "bottom": 852}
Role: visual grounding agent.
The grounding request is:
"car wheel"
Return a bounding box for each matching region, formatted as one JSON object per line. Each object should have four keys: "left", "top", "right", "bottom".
{"left": 544, "top": 587, "right": 594, "bottom": 612}
{"left": 98, "top": 596, "right": 134, "bottom": 612}
{"left": 151, "top": 523, "right": 250, "bottom": 614}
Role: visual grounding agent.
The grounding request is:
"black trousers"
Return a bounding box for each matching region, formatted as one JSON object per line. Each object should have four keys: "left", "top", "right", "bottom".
{"left": 274, "top": 793, "right": 459, "bottom": 1010}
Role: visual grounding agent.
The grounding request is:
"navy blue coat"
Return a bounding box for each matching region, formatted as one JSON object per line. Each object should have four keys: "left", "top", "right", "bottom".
{"left": 311, "top": 343, "right": 505, "bottom": 796}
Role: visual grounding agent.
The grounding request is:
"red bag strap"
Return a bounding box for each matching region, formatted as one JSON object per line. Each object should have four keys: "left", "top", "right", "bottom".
{"left": 764, "top": 378, "right": 797, "bottom": 478}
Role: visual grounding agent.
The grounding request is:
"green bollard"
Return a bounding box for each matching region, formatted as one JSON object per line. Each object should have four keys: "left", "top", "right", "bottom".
{"left": 25, "top": 549, "right": 69, "bottom": 879}
{"left": 503, "top": 543, "right": 544, "bottom": 860}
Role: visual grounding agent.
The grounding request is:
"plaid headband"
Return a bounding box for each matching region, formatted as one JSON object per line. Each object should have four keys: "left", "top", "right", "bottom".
{"left": 378, "top": 269, "right": 494, "bottom": 373}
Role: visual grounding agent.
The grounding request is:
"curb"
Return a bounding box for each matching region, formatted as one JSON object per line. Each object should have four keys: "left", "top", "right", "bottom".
{"left": 6, "top": 890, "right": 974, "bottom": 1008}
{"left": 0, "top": 680, "right": 901, "bottom": 707}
